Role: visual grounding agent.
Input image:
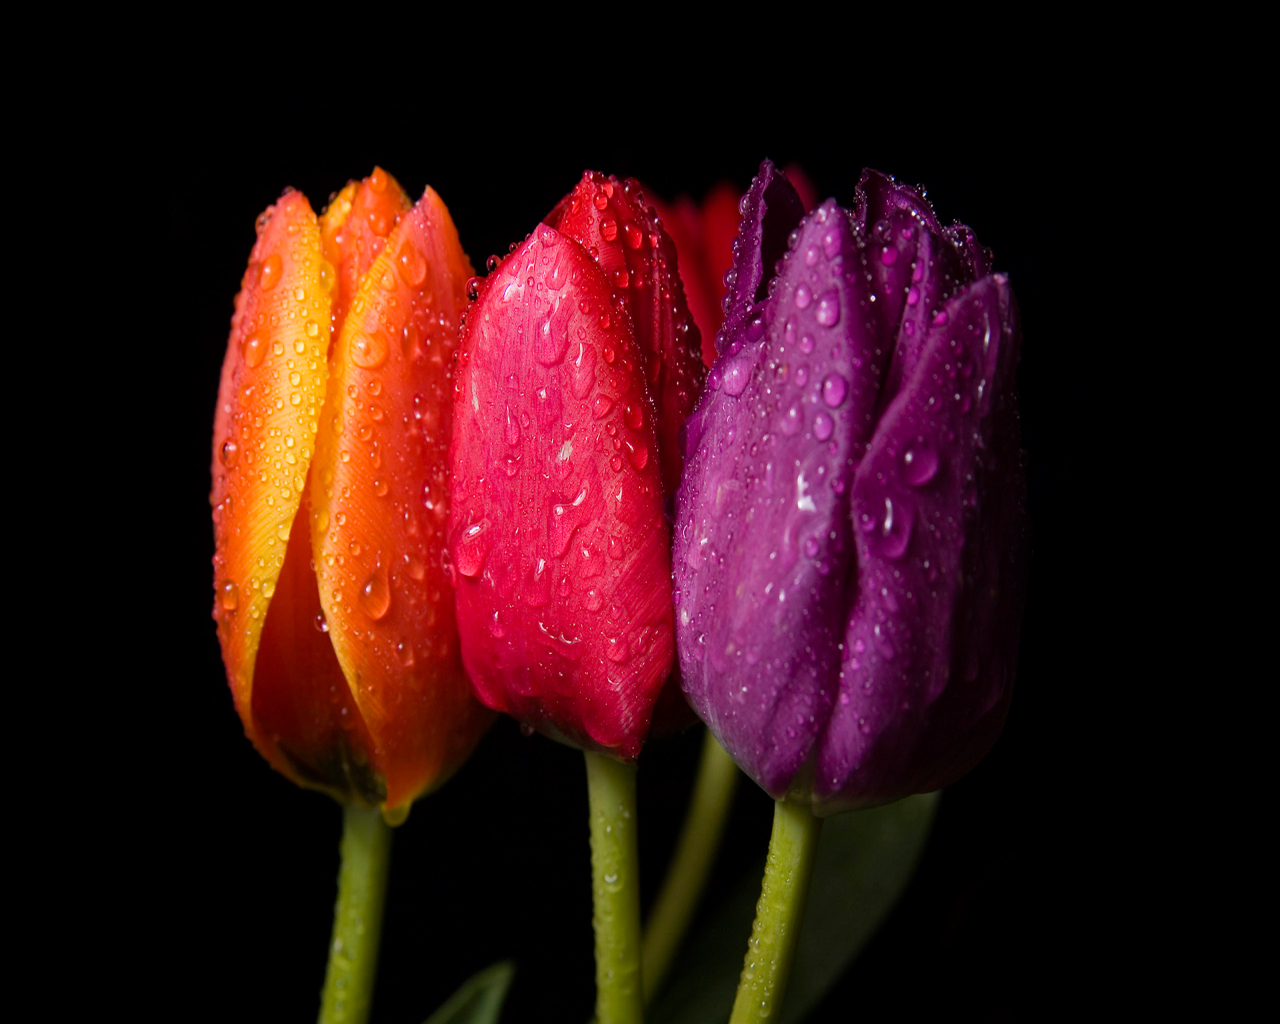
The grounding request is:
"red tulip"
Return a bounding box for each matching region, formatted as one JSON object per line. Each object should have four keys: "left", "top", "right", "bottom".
{"left": 212, "top": 168, "right": 492, "bottom": 817}
{"left": 448, "top": 173, "right": 704, "bottom": 758}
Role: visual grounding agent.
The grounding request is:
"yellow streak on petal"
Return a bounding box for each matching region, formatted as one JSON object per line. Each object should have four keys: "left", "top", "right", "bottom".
{"left": 211, "top": 191, "right": 331, "bottom": 752}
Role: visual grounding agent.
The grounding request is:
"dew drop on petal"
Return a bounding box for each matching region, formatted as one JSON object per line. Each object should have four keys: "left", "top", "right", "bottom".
{"left": 902, "top": 439, "right": 939, "bottom": 486}
{"left": 359, "top": 567, "right": 392, "bottom": 620}
{"left": 258, "top": 254, "right": 282, "bottom": 291}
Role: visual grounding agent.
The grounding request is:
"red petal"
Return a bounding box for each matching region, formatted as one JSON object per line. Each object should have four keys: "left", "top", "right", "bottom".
{"left": 449, "top": 226, "right": 674, "bottom": 758}
{"left": 549, "top": 173, "right": 705, "bottom": 498}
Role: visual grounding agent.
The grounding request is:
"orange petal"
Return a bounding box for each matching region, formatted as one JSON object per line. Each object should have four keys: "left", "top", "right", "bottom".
{"left": 311, "top": 186, "right": 492, "bottom": 811}
{"left": 249, "top": 487, "right": 381, "bottom": 801}
{"left": 211, "top": 190, "right": 333, "bottom": 768}
{"left": 320, "top": 167, "right": 412, "bottom": 331}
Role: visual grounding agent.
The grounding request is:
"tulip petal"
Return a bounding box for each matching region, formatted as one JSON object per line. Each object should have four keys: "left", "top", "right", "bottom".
{"left": 813, "top": 273, "right": 1025, "bottom": 811}
{"left": 449, "top": 227, "right": 674, "bottom": 758}
{"left": 549, "top": 172, "right": 705, "bottom": 498}
{"left": 319, "top": 167, "right": 413, "bottom": 330}
{"left": 211, "top": 190, "right": 334, "bottom": 776}
{"left": 716, "top": 161, "right": 805, "bottom": 360}
{"left": 312, "top": 186, "right": 492, "bottom": 811}
{"left": 674, "top": 197, "right": 888, "bottom": 798}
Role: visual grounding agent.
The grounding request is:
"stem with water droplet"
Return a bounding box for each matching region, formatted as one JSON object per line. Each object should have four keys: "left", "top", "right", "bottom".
{"left": 585, "top": 751, "right": 644, "bottom": 1024}
{"left": 641, "top": 729, "right": 739, "bottom": 1004}
{"left": 318, "top": 803, "right": 392, "bottom": 1024}
{"left": 729, "top": 799, "right": 824, "bottom": 1024}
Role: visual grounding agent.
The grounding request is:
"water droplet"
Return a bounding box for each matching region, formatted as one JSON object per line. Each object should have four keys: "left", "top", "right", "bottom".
{"left": 722, "top": 356, "right": 751, "bottom": 396}
{"left": 623, "top": 221, "right": 642, "bottom": 249}
{"left": 804, "top": 536, "right": 820, "bottom": 558}
{"left": 350, "top": 331, "right": 388, "bottom": 369}
{"left": 241, "top": 330, "right": 266, "bottom": 368}
{"left": 794, "top": 283, "right": 812, "bottom": 309}
{"left": 902, "top": 439, "right": 939, "bottom": 486}
{"left": 359, "top": 567, "right": 392, "bottom": 620}
{"left": 862, "top": 495, "right": 914, "bottom": 559}
{"left": 219, "top": 439, "right": 239, "bottom": 468}
{"left": 822, "top": 373, "right": 848, "bottom": 407}
{"left": 881, "top": 246, "right": 898, "bottom": 266}
{"left": 800, "top": 334, "right": 814, "bottom": 354}
{"left": 405, "top": 553, "right": 426, "bottom": 580}
{"left": 933, "top": 310, "right": 949, "bottom": 326}
{"left": 816, "top": 290, "right": 840, "bottom": 327}
{"left": 624, "top": 403, "right": 643, "bottom": 430}
{"left": 504, "top": 403, "right": 521, "bottom": 445}
{"left": 258, "top": 254, "right": 282, "bottom": 291}
{"left": 600, "top": 217, "right": 618, "bottom": 242}
{"left": 314, "top": 613, "right": 329, "bottom": 633}
{"left": 907, "top": 286, "right": 920, "bottom": 305}
{"left": 397, "top": 242, "right": 428, "bottom": 286}
{"left": 629, "top": 444, "right": 649, "bottom": 470}
{"left": 606, "top": 636, "right": 629, "bottom": 662}
{"left": 812, "top": 412, "right": 833, "bottom": 440}
{"left": 536, "top": 310, "right": 571, "bottom": 366}
{"left": 318, "top": 259, "right": 336, "bottom": 294}
{"left": 455, "top": 520, "right": 491, "bottom": 578}
{"left": 396, "top": 639, "right": 415, "bottom": 667}
{"left": 466, "top": 277, "right": 480, "bottom": 301}
{"left": 780, "top": 405, "right": 802, "bottom": 435}
{"left": 219, "top": 581, "right": 239, "bottom": 610}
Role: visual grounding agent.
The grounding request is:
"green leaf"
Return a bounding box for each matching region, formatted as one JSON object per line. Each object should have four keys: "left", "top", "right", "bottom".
{"left": 423, "top": 961, "right": 516, "bottom": 1024}
{"left": 649, "top": 792, "right": 939, "bottom": 1024}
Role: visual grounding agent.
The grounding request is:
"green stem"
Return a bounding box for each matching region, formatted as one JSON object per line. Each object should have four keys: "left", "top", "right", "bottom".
{"left": 318, "top": 803, "right": 393, "bottom": 1024}
{"left": 585, "top": 751, "right": 644, "bottom": 1024}
{"left": 641, "top": 729, "right": 739, "bottom": 1004}
{"left": 729, "top": 799, "right": 824, "bottom": 1024}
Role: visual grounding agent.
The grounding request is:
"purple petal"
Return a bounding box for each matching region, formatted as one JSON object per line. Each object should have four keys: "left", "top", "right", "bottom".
{"left": 715, "top": 160, "right": 805, "bottom": 359}
{"left": 674, "top": 198, "right": 887, "bottom": 798}
{"left": 813, "top": 273, "right": 1025, "bottom": 812}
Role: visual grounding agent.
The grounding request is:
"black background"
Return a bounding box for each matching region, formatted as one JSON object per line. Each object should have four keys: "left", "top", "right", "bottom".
{"left": 96, "top": 80, "right": 1144, "bottom": 1022}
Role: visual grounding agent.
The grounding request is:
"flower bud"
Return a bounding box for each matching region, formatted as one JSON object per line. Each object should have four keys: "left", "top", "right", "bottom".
{"left": 212, "top": 170, "right": 492, "bottom": 816}
{"left": 674, "top": 161, "right": 1027, "bottom": 813}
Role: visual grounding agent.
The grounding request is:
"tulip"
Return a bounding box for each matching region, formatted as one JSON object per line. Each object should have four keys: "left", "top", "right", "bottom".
{"left": 448, "top": 171, "right": 704, "bottom": 758}
{"left": 448, "top": 171, "right": 705, "bottom": 1024}
{"left": 674, "top": 159, "right": 1027, "bottom": 814}
{"left": 212, "top": 167, "right": 494, "bottom": 1022}
{"left": 673, "top": 159, "right": 1026, "bottom": 1024}
{"left": 211, "top": 167, "right": 491, "bottom": 817}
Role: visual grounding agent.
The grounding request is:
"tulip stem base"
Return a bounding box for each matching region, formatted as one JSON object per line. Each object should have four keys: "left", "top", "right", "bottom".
{"left": 318, "top": 803, "right": 393, "bottom": 1024}
{"left": 585, "top": 751, "right": 644, "bottom": 1024}
{"left": 641, "top": 729, "right": 740, "bottom": 1004}
{"left": 730, "top": 799, "right": 824, "bottom": 1024}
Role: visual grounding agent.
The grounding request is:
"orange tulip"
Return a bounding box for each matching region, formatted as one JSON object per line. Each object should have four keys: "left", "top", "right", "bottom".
{"left": 211, "top": 168, "right": 492, "bottom": 820}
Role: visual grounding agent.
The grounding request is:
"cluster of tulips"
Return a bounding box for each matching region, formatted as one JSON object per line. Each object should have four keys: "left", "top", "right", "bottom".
{"left": 211, "top": 159, "right": 1026, "bottom": 1024}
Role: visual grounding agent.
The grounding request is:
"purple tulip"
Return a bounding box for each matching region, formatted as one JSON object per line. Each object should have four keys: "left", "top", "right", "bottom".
{"left": 673, "top": 161, "right": 1027, "bottom": 815}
